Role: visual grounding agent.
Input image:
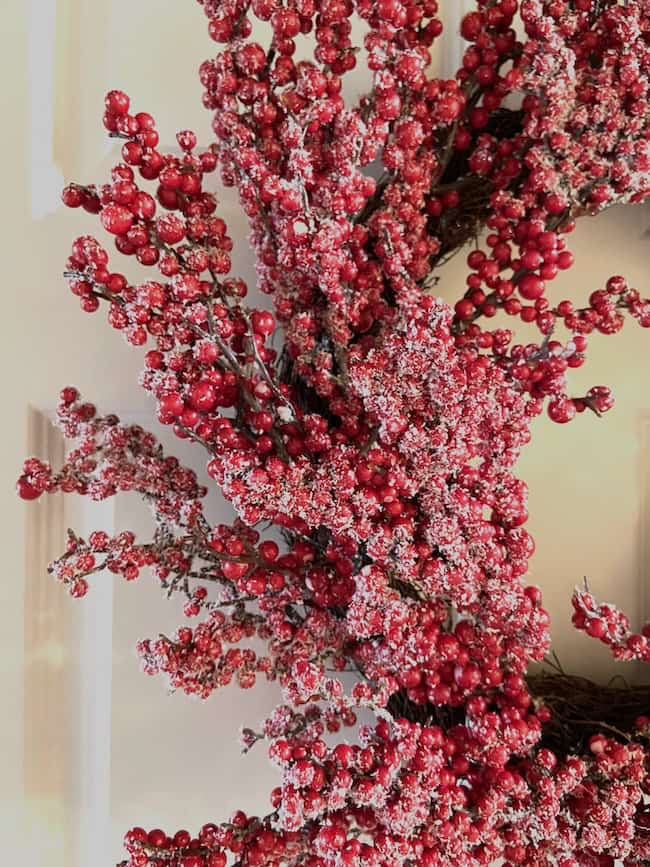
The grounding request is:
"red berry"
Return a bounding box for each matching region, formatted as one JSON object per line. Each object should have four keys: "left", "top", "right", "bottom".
{"left": 251, "top": 310, "right": 275, "bottom": 336}
{"left": 188, "top": 381, "right": 218, "bottom": 413}
{"left": 62, "top": 185, "right": 85, "bottom": 208}
{"left": 60, "top": 386, "right": 79, "bottom": 404}
{"left": 547, "top": 397, "right": 576, "bottom": 424}
{"left": 460, "top": 11, "right": 482, "bottom": 41}
{"left": 160, "top": 393, "right": 185, "bottom": 417}
{"left": 17, "top": 476, "right": 42, "bottom": 500}
{"left": 589, "top": 734, "right": 608, "bottom": 755}
{"left": 70, "top": 579, "right": 89, "bottom": 598}
{"left": 259, "top": 540, "right": 279, "bottom": 561}
{"left": 586, "top": 617, "right": 607, "bottom": 639}
{"left": 176, "top": 130, "right": 197, "bottom": 151}
{"left": 518, "top": 274, "right": 545, "bottom": 300}
{"left": 454, "top": 299, "right": 475, "bottom": 320}
{"left": 101, "top": 204, "right": 134, "bottom": 235}
{"left": 147, "top": 829, "right": 167, "bottom": 848}
{"left": 156, "top": 215, "right": 186, "bottom": 244}
{"left": 105, "top": 90, "right": 130, "bottom": 115}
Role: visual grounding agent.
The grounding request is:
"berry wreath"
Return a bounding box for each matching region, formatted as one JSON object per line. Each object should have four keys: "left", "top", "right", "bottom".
{"left": 17, "top": 2, "right": 650, "bottom": 865}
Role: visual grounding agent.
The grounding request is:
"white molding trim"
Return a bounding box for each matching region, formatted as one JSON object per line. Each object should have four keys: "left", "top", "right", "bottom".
{"left": 23, "top": 407, "right": 117, "bottom": 867}
{"left": 29, "top": 0, "right": 114, "bottom": 217}
{"left": 64, "top": 482, "right": 115, "bottom": 867}
{"left": 23, "top": 408, "right": 67, "bottom": 867}
{"left": 28, "top": 0, "right": 64, "bottom": 219}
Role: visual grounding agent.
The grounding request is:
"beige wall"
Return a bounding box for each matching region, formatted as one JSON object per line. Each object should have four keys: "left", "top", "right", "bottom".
{"left": 436, "top": 204, "right": 650, "bottom": 684}
{"left": 1, "top": 1, "right": 649, "bottom": 864}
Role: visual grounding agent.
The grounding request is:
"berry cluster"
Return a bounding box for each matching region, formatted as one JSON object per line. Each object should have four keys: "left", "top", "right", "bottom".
{"left": 17, "top": 1, "right": 650, "bottom": 865}
{"left": 572, "top": 586, "right": 650, "bottom": 662}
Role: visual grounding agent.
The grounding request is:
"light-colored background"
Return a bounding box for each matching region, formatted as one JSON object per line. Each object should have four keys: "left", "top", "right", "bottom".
{"left": 2, "top": 1, "right": 649, "bottom": 864}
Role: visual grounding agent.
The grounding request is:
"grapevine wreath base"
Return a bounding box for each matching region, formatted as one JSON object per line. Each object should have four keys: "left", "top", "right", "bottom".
{"left": 525, "top": 672, "right": 650, "bottom": 755}
{"left": 385, "top": 669, "right": 650, "bottom": 754}
{"left": 16, "top": 0, "right": 650, "bottom": 865}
